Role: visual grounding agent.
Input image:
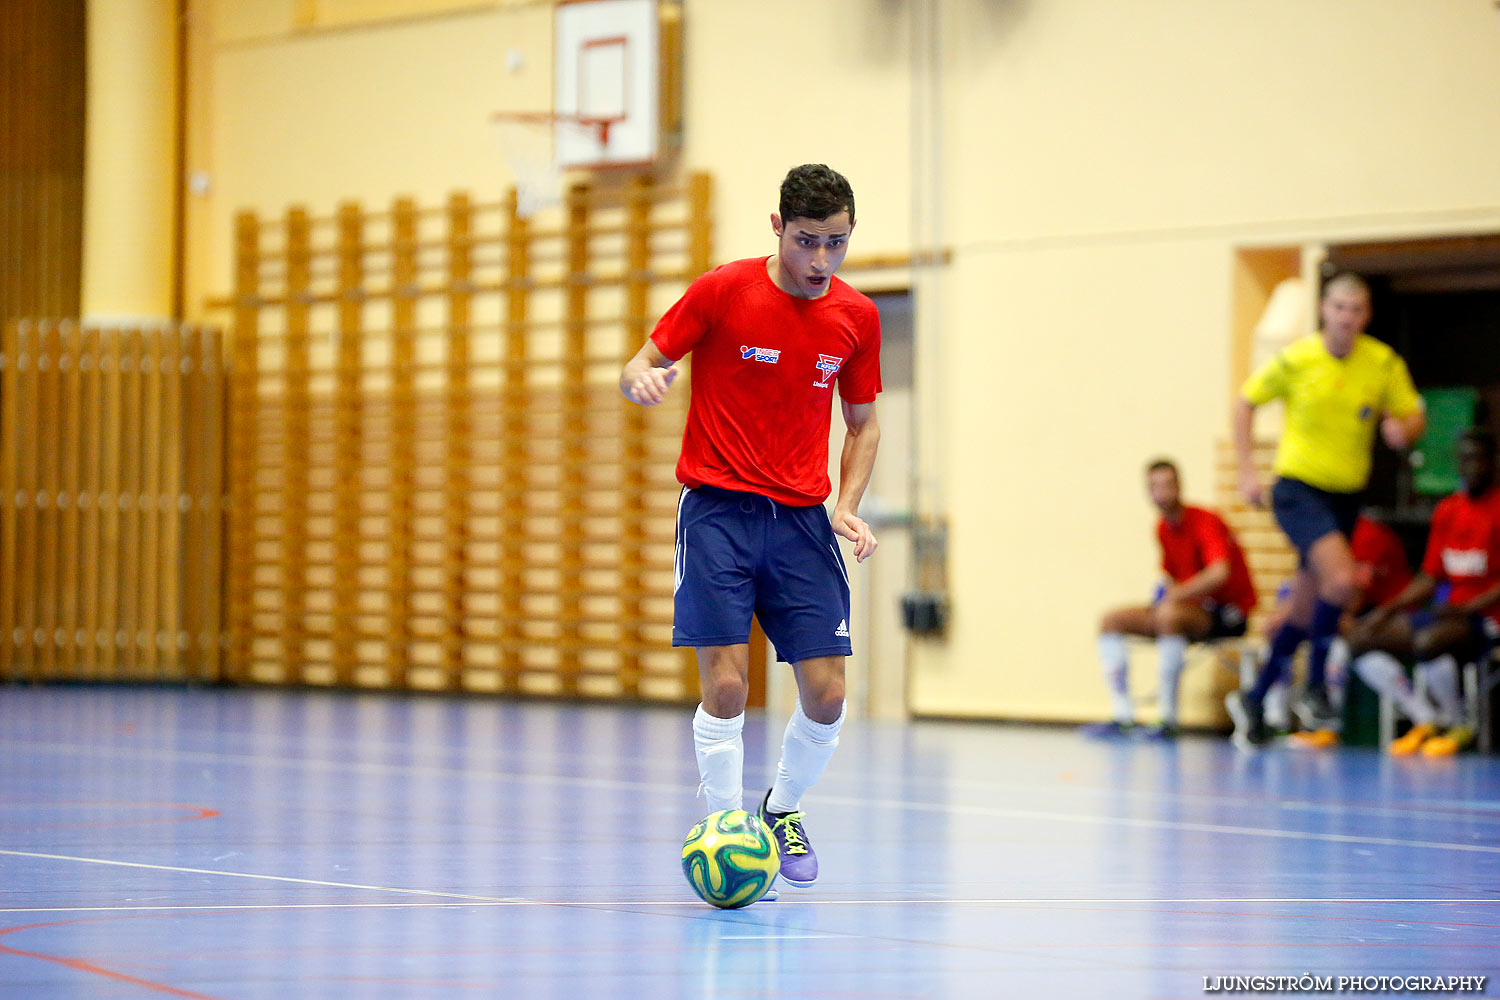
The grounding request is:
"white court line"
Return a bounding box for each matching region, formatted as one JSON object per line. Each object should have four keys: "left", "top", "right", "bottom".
{"left": 848, "top": 796, "right": 1500, "bottom": 856}
{"left": 0, "top": 849, "right": 519, "bottom": 904}
{"left": 10, "top": 712, "right": 1500, "bottom": 821}
{"left": 5, "top": 740, "right": 1500, "bottom": 856}
{"left": 2, "top": 897, "right": 1500, "bottom": 917}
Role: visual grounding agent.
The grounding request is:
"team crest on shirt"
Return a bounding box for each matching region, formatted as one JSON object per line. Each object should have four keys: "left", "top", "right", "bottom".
{"left": 813, "top": 354, "right": 844, "bottom": 388}
{"left": 1358, "top": 404, "right": 1373, "bottom": 421}
{"left": 1444, "top": 548, "right": 1489, "bottom": 576}
{"left": 741, "top": 345, "right": 781, "bottom": 363}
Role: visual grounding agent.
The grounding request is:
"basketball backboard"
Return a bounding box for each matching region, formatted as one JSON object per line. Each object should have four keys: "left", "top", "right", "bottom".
{"left": 554, "top": 0, "right": 661, "bottom": 169}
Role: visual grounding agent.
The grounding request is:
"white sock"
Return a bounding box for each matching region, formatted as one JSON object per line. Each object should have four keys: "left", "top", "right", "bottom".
{"left": 1417, "top": 654, "right": 1462, "bottom": 728}
{"left": 1264, "top": 681, "right": 1291, "bottom": 730}
{"left": 693, "top": 704, "right": 745, "bottom": 814}
{"left": 767, "top": 701, "right": 845, "bottom": 815}
{"left": 1155, "top": 634, "right": 1187, "bottom": 727}
{"left": 1353, "top": 651, "right": 1434, "bottom": 725}
{"left": 1098, "top": 632, "right": 1132, "bottom": 723}
{"left": 1325, "top": 637, "right": 1351, "bottom": 708}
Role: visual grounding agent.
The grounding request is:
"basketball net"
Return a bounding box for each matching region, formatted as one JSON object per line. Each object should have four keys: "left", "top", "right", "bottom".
{"left": 492, "top": 114, "right": 614, "bottom": 219}
{"left": 492, "top": 116, "right": 565, "bottom": 219}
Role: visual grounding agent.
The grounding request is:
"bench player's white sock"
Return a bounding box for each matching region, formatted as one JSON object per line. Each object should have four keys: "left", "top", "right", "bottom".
{"left": 1353, "top": 651, "right": 1434, "bottom": 725}
{"left": 1416, "top": 654, "right": 1462, "bottom": 729}
{"left": 693, "top": 704, "right": 744, "bottom": 814}
{"left": 1098, "top": 632, "right": 1132, "bottom": 723}
{"left": 1156, "top": 634, "right": 1188, "bottom": 727}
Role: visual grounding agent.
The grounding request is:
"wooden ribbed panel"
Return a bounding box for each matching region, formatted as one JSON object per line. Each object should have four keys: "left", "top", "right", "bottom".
{"left": 0, "top": 321, "right": 226, "bottom": 681}
{"left": 221, "top": 176, "right": 713, "bottom": 700}
{"left": 0, "top": 0, "right": 85, "bottom": 327}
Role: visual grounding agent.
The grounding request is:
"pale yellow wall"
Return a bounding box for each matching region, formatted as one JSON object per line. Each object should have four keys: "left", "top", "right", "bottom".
{"left": 184, "top": 1, "right": 553, "bottom": 309}
{"left": 181, "top": 0, "right": 1500, "bottom": 723}
{"left": 82, "top": 0, "right": 178, "bottom": 320}
{"left": 911, "top": 0, "right": 1500, "bottom": 720}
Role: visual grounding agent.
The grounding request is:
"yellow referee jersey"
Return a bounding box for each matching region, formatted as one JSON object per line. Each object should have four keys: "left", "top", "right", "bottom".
{"left": 1241, "top": 333, "right": 1422, "bottom": 494}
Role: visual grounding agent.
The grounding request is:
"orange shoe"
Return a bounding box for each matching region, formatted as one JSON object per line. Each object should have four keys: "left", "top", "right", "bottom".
{"left": 1388, "top": 722, "right": 1436, "bottom": 757}
{"left": 1287, "top": 729, "right": 1340, "bottom": 749}
{"left": 1421, "top": 726, "right": 1474, "bottom": 758}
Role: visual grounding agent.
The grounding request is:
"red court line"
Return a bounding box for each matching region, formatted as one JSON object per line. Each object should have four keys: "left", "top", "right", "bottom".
{"left": 0, "top": 801, "right": 220, "bottom": 832}
{"left": 0, "top": 916, "right": 221, "bottom": 999}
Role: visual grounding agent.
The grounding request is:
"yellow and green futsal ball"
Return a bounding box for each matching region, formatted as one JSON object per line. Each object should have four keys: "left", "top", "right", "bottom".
{"left": 681, "top": 808, "right": 779, "bottom": 908}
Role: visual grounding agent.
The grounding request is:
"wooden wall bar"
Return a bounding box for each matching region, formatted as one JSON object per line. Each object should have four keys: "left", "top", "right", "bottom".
{"left": 0, "top": 321, "right": 226, "bottom": 681}
{"left": 500, "top": 190, "right": 530, "bottom": 693}
{"left": 220, "top": 175, "right": 713, "bottom": 700}
{"left": 441, "top": 192, "right": 474, "bottom": 691}
{"left": 226, "top": 214, "right": 261, "bottom": 675}
{"left": 0, "top": 0, "right": 85, "bottom": 329}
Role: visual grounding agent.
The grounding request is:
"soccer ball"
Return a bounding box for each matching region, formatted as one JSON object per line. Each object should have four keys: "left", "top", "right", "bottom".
{"left": 680, "top": 808, "right": 779, "bottom": 908}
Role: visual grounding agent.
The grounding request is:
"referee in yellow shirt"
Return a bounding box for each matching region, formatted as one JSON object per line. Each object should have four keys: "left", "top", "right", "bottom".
{"left": 1227, "top": 272, "right": 1426, "bottom": 747}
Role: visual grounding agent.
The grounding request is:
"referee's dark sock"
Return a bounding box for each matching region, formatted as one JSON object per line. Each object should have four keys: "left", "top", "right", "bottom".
{"left": 1246, "top": 622, "right": 1307, "bottom": 705}
{"left": 1304, "top": 599, "right": 1343, "bottom": 692}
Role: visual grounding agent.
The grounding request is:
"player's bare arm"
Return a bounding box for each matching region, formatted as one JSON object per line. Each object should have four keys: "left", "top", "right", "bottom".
{"left": 1364, "top": 573, "right": 1437, "bottom": 628}
{"left": 1380, "top": 409, "right": 1426, "bottom": 450}
{"left": 619, "top": 338, "right": 680, "bottom": 406}
{"left": 1164, "top": 559, "right": 1229, "bottom": 604}
{"left": 832, "top": 399, "right": 880, "bottom": 563}
{"left": 1451, "top": 580, "right": 1500, "bottom": 618}
{"left": 1232, "top": 398, "right": 1262, "bottom": 506}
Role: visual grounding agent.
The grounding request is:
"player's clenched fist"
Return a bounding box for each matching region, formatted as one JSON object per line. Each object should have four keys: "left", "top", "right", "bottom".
{"left": 623, "top": 364, "right": 679, "bottom": 406}
{"left": 832, "top": 509, "right": 878, "bottom": 563}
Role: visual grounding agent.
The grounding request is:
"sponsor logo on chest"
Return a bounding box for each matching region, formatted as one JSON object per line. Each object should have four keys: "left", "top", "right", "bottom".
{"left": 1443, "top": 548, "right": 1490, "bottom": 577}
{"left": 741, "top": 345, "right": 781, "bottom": 364}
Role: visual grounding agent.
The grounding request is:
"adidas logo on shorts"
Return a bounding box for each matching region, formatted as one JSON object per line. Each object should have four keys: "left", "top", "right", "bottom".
{"left": 835, "top": 619, "right": 849, "bottom": 638}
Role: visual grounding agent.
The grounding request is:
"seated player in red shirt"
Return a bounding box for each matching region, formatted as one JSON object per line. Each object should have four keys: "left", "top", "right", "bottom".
{"left": 1346, "top": 428, "right": 1500, "bottom": 756}
{"left": 1084, "top": 459, "right": 1257, "bottom": 740}
{"left": 1350, "top": 515, "right": 1415, "bottom": 620}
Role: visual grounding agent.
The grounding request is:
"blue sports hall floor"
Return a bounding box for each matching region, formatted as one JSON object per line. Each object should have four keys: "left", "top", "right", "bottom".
{"left": 1, "top": 685, "right": 1498, "bottom": 999}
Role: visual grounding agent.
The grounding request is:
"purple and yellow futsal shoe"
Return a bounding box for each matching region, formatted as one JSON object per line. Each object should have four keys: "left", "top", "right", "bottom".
{"left": 1133, "top": 723, "right": 1179, "bottom": 742}
{"left": 759, "top": 789, "right": 818, "bottom": 887}
{"left": 1079, "top": 720, "right": 1134, "bottom": 740}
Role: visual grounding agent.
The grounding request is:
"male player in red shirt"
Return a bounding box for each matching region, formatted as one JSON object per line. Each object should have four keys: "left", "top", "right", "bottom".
{"left": 1086, "top": 459, "right": 1257, "bottom": 740}
{"left": 619, "top": 164, "right": 881, "bottom": 889}
{"left": 1350, "top": 516, "right": 1414, "bottom": 613}
{"left": 1347, "top": 428, "right": 1500, "bottom": 756}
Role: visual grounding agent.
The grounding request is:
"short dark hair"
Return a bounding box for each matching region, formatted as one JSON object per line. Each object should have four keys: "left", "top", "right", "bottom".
{"left": 779, "top": 164, "right": 855, "bottom": 224}
{"left": 1322, "top": 271, "right": 1371, "bottom": 301}
{"left": 1145, "top": 458, "right": 1178, "bottom": 478}
{"left": 1462, "top": 426, "right": 1497, "bottom": 458}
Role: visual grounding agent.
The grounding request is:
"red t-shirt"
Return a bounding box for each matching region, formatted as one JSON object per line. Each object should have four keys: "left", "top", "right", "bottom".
{"left": 1157, "top": 506, "right": 1258, "bottom": 615}
{"left": 1350, "top": 515, "right": 1412, "bottom": 609}
{"left": 650, "top": 256, "right": 882, "bottom": 505}
{"left": 1421, "top": 487, "right": 1500, "bottom": 624}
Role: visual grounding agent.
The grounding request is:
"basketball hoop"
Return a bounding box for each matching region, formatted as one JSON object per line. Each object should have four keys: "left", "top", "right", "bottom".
{"left": 490, "top": 111, "right": 622, "bottom": 218}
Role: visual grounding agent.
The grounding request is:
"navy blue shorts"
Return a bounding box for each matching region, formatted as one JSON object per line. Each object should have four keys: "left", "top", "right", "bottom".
{"left": 1271, "top": 477, "right": 1362, "bottom": 564}
{"left": 673, "top": 485, "right": 853, "bottom": 663}
{"left": 1207, "top": 601, "right": 1249, "bottom": 640}
{"left": 1150, "top": 584, "right": 1248, "bottom": 639}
